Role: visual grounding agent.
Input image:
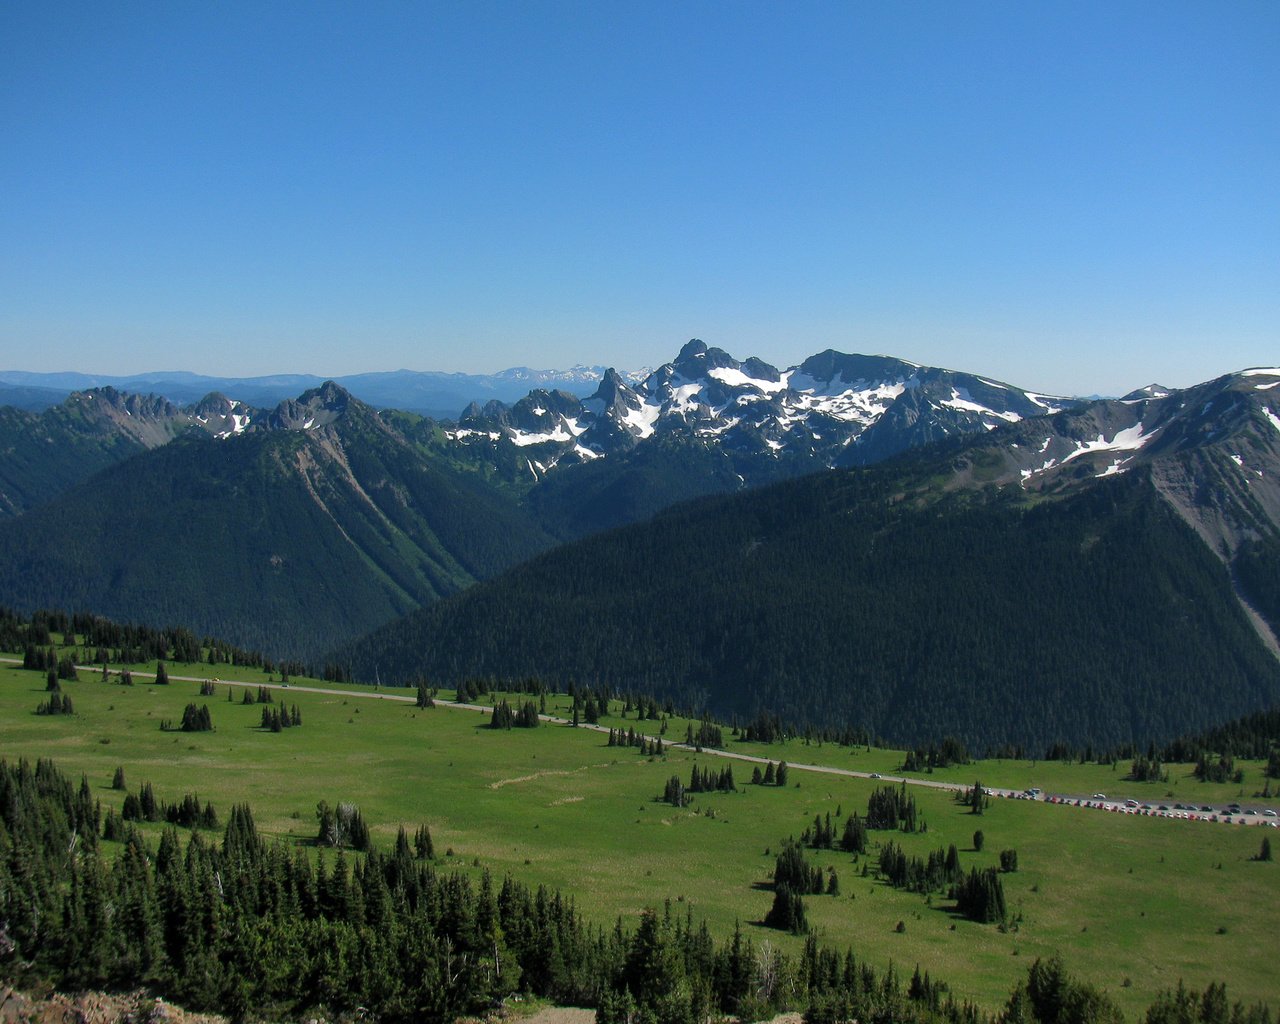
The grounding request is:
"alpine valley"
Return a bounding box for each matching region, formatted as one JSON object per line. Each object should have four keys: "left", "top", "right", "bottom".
{"left": 2, "top": 342, "right": 1279, "bottom": 748}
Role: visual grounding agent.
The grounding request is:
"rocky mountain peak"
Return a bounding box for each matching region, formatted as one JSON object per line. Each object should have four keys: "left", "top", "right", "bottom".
{"left": 265, "top": 381, "right": 356, "bottom": 431}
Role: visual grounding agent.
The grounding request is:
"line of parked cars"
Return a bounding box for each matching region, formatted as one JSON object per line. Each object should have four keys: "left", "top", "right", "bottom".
{"left": 986, "top": 787, "right": 1277, "bottom": 826}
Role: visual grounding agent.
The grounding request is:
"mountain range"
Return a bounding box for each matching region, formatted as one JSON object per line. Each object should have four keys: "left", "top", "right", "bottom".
{"left": 0, "top": 382, "right": 557, "bottom": 655}
{"left": 334, "top": 361, "right": 1280, "bottom": 749}
{"left": 454, "top": 339, "right": 1072, "bottom": 474}
{"left": 1, "top": 343, "right": 1277, "bottom": 746}
{"left": 0, "top": 365, "right": 640, "bottom": 418}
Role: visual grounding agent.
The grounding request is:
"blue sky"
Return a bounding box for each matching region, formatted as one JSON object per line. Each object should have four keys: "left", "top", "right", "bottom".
{"left": 1, "top": 2, "right": 1276, "bottom": 396}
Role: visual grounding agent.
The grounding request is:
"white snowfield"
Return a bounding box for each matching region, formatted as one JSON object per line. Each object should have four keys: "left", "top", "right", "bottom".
{"left": 1265, "top": 407, "right": 1280, "bottom": 435}
{"left": 707, "top": 365, "right": 787, "bottom": 394}
{"left": 510, "top": 425, "right": 573, "bottom": 447}
{"left": 940, "top": 387, "right": 1022, "bottom": 422}
{"left": 213, "top": 412, "right": 251, "bottom": 440}
{"left": 1059, "top": 422, "right": 1155, "bottom": 466}
{"left": 789, "top": 377, "right": 908, "bottom": 425}
{"left": 621, "top": 399, "right": 662, "bottom": 439}
{"left": 1024, "top": 392, "right": 1069, "bottom": 413}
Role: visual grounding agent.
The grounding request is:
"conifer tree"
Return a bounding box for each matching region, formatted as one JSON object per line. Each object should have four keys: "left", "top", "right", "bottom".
{"left": 414, "top": 822, "right": 435, "bottom": 859}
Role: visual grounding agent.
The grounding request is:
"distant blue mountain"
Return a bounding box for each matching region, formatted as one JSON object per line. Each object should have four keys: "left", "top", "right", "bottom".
{"left": 0, "top": 365, "right": 630, "bottom": 419}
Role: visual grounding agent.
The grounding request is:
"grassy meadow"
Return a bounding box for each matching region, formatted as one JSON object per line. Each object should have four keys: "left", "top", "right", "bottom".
{"left": 2, "top": 647, "right": 1277, "bottom": 1019}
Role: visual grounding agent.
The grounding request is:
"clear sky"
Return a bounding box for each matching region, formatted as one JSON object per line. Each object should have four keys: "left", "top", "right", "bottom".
{"left": 1, "top": 2, "right": 1276, "bottom": 396}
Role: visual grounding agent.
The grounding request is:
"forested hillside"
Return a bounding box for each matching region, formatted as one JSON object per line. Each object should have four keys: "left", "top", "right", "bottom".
{"left": 0, "top": 389, "right": 199, "bottom": 517}
{"left": 0, "top": 403, "right": 555, "bottom": 656}
{"left": 339, "top": 464, "right": 1280, "bottom": 751}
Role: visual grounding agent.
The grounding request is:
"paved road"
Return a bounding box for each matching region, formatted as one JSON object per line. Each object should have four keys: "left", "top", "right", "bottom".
{"left": 5, "top": 656, "right": 1277, "bottom": 828}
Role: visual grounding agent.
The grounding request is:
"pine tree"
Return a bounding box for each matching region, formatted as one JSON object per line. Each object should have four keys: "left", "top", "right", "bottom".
{"left": 490, "top": 700, "right": 515, "bottom": 729}
{"left": 840, "top": 813, "right": 867, "bottom": 854}
{"left": 414, "top": 823, "right": 435, "bottom": 860}
{"left": 180, "top": 703, "right": 213, "bottom": 732}
{"left": 970, "top": 780, "right": 986, "bottom": 814}
{"left": 763, "top": 886, "right": 808, "bottom": 934}
{"left": 140, "top": 782, "right": 158, "bottom": 821}
{"left": 155, "top": 661, "right": 169, "bottom": 685}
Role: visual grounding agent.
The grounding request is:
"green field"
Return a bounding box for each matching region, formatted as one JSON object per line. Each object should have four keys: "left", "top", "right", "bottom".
{"left": 2, "top": 650, "right": 1277, "bottom": 1018}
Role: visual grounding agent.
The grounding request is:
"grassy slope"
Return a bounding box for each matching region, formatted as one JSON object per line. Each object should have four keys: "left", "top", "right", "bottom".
{"left": 2, "top": 652, "right": 1276, "bottom": 1019}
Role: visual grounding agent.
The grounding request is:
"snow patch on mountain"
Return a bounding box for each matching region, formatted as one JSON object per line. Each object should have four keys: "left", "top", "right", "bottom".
{"left": 1060, "top": 423, "right": 1155, "bottom": 465}
{"left": 213, "top": 413, "right": 251, "bottom": 439}
{"left": 623, "top": 401, "right": 662, "bottom": 439}
{"left": 708, "top": 366, "right": 787, "bottom": 394}
{"left": 789, "top": 377, "right": 908, "bottom": 424}
{"left": 1025, "top": 392, "right": 1069, "bottom": 412}
{"left": 941, "top": 387, "right": 1022, "bottom": 422}
{"left": 450, "top": 342, "right": 1085, "bottom": 475}
{"left": 1096, "top": 458, "right": 1133, "bottom": 478}
{"left": 511, "top": 426, "right": 573, "bottom": 447}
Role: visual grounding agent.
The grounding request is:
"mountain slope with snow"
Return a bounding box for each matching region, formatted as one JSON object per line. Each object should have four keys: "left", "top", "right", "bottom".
{"left": 451, "top": 340, "right": 1074, "bottom": 484}
{"left": 947, "top": 367, "right": 1280, "bottom": 566}
{"left": 336, "top": 365, "right": 1280, "bottom": 748}
{"left": 0, "top": 384, "right": 556, "bottom": 656}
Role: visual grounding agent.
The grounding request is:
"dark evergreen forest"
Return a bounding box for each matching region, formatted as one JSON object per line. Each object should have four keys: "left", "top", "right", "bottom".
{"left": 339, "top": 466, "right": 1280, "bottom": 751}
{"left": 0, "top": 424, "right": 555, "bottom": 657}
